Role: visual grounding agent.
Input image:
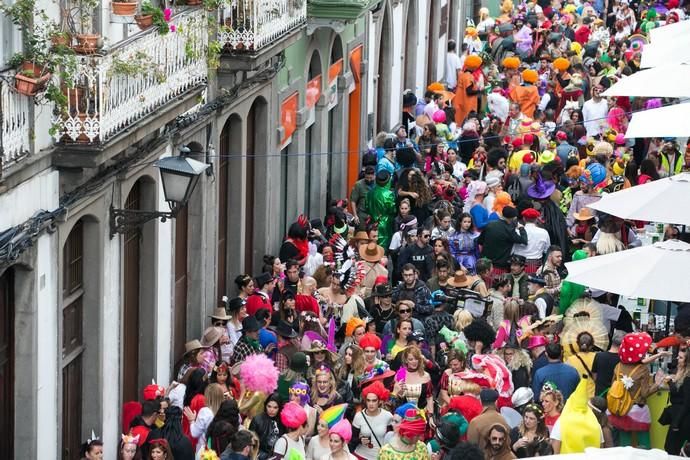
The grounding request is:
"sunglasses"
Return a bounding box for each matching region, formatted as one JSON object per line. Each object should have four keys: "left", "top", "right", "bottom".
{"left": 214, "top": 321, "right": 228, "bottom": 326}
{"left": 399, "top": 308, "right": 412, "bottom": 314}
{"left": 421, "top": 234, "right": 431, "bottom": 239}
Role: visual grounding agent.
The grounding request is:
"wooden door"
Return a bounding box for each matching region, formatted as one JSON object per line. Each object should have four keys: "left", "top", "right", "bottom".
{"left": 218, "top": 127, "right": 229, "bottom": 299}
{"left": 245, "top": 106, "right": 256, "bottom": 273}
{"left": 173, "top": 206, "right": 188, "bottom": 361}
{"left": 123, "top": 183, "right": 141, "bottom": 403}
{"left": 0, "top": 268, "right": 14, "bottom": 458}
{"left": 62, "top": 221, "right": 84, "bottom": 460}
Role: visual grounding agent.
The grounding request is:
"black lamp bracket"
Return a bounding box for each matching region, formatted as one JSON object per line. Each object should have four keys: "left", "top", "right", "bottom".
{"left": 109, "top": 205, "right": 178, "bottom": 238}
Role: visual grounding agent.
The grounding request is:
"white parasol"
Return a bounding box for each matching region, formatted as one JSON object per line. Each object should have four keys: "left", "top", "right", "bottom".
{"left": 564, "top": 239, "right": 690, "bottom": 303}
{"left": 625, "top": 102, "right": 690, "bottom": 138}
{"left": 588, "top": 172, "right": 690, "bottom": 226}
{"left": 602, "top": 64, "right": 690, "bottom": 98}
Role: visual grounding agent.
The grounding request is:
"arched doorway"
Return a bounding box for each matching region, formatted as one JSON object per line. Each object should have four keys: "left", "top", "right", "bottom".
{"left": 306, "top": 50, "right": 322, "bottom": 216}
{"left": 376, "top": 5, "right": 393, "bottom": 132}
{"left": 218, "top": 114, "right": 242, "bottom": 296}
{"left": 0, "top": 267, "right": 14, "bottom": 458}
{"left": 246, "top": 99, "right": 268, "bottom": 272}
{"left": 404, "top": 0, "right": 418, "bottom": 90}
{"left": 327, "top": 36, "right": 344, "bottom": 205}
{"left": 121, "top": 178, "right": 156, "bottom": 401}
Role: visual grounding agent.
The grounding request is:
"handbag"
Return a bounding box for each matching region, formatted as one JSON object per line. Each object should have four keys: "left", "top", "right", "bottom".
{"left": 659, "top": 406, "right": 673, "bottom": 426}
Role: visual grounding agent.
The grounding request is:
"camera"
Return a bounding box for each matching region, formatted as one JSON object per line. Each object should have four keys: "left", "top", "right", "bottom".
{"left": 432, "top": 288, "right": 491, "bottom": 318}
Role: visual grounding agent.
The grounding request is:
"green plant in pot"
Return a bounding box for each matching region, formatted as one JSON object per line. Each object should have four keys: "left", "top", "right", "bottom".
{"left": 73, "top": 0, "right": 102, "bottom": 53}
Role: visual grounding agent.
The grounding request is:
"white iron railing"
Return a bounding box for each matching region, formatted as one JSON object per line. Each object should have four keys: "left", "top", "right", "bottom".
{"left": 0, "top": 78, "right": 31, "bottom": 169}
{"left": 220, "top": 0, "right": 307, "bottom": 52}
{"left": 55, "top": 8, "right": 208, "bottom": 144}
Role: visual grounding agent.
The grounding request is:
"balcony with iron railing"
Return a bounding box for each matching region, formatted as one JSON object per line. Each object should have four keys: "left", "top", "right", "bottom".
{"left": 54, "top": 7, "right": 208, "bottom": 146}
{"left": 0, "top": 77, "right": 32, "bottom": 172}
{"left": 219, "top": 0, "right": 307, "bottom": 53}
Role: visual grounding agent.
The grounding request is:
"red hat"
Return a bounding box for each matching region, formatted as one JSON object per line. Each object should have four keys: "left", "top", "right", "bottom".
{"left": 556, "top": 131, "right": 568, "bottom": 141}
{"left": 143, "top": 384, "right": 165, "bottom": 401}
{"left": 522, "top": 152, "right": 535, "bottom": 164}
{"left": 361, "top": 380, "right": 390, "bottom": 401}
{"left": 521, "top": 208, "right": 541, "bottom": 219}
{"left": 619, "top": 332, "right": 653, "bottom": 364}
{"left": 503, "top": 135, "right": 512, "bottom": 145}
{"left": 359, "top": 333, "right": 382, "bottom": 351}
{"left": 523, "top": 133, "right": 535, "bottom": 144}
{"left": 512, "top": 137, "right": 524, "bottom": 149}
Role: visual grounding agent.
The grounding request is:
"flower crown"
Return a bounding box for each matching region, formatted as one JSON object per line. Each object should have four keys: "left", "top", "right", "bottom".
{"left": 121, "top": 433, "right": 140, "bottom": 445}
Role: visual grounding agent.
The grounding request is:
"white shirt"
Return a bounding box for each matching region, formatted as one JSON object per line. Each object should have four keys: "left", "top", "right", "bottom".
{"left": 512, "top": 223, "right": 551, "bottom": 259}
{"left": 352, "top": 409, "right": 393, "bottom": 460}
{"left": 551, "top": 417, "right": 604, "bottom": 444}
{"left": 445, "top": 52, "right": 463, "bottom": 89}
{"left": 582, "top": 98, "right": 610, "bottom": 138}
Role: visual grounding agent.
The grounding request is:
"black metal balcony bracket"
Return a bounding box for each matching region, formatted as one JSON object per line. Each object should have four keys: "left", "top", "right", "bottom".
{"left": 109, "top": 205, "right": 177, "bottom": 238}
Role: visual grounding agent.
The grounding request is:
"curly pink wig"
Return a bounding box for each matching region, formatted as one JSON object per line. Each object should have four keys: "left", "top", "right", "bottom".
{"left": 240, "top": 353, "right": 279, "bottom": 394}
{"left": 281, "top": 401, "right": 308, "bottom": 429}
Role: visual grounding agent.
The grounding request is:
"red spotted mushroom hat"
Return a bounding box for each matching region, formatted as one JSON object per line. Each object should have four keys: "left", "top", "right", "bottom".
{"left": 619, "top": 332, "right": 653, "bottom": 364}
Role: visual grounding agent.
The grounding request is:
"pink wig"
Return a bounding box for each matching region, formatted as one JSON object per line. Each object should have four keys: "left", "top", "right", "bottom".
{"left": 240, "top": 353, "right": 279, "bottom": 394}
{"left": 607, "top": 107, "right": 627, "bottom": 134}
{"left": 281, "top": 402, "right": 308, "bottom": 429}
{"left": 329, "top": 419, "right": 353, "bottom": 442}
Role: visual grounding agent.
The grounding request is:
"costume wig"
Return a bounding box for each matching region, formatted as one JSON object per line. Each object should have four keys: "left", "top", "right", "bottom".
{"left": 280, "top": 402, "right": 308, "bottom": 430}
{"left": 462, "top": 318, "right": 496, "bottom": 348}
{"left": 240, "top": 353, "right": 279, "bottom": 394}
{"left": 289, "top": 382, "right": 310, "bottom": 406}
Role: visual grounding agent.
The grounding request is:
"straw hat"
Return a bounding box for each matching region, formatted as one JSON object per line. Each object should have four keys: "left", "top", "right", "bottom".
{"left": 359, "top": 241, "right": 384, "bottom": 263}
{"left": 184, "top": 339, "right": 207, "bottom": 355}
{"left": 447, "top": 270, "right": 473, "bottom": 288}
{"left": 209, "top": 307, "right": 231, "bottom": 321}
{"left": 201, "top": 326, "right": 223, "bottom": 347}
{"left": 573, "top": 207, "right": 595, "bottom": 221}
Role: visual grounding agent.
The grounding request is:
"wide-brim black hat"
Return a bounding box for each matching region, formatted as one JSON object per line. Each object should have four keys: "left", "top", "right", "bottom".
{"left": 270, "top": 320, "right": 298, "bottom": 338}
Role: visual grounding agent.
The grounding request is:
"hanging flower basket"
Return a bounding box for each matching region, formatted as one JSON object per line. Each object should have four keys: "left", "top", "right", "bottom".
{"left": 14, "top": 62, "right": 51, "bottom": 96}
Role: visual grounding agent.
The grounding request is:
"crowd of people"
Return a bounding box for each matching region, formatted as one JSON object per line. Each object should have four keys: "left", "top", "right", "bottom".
{"left": 79, "top": 0, "right": 690, "bottom": 459}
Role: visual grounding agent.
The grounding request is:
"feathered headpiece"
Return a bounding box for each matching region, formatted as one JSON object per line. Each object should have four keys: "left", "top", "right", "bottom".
{"left": 337, "top": 258, "right": 366, "bottom": 295}
{"left": 297, "top": 214, "right": 309, "bottom": 229}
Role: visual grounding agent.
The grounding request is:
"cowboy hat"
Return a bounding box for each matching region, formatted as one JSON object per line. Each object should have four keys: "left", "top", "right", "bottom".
{"left": 351, "top": 231, "right": 370, "bottom": 242}
{"left": 201, "top": 326, "right": 224, "bottom": 347}
{"left": 304, "top": 340, "right": 339, "bottom": 362}
{"left": 573, "top": 207, "right": 595, "bottom": 221}
{"left": 184, "top": 339, "right": 207, "bottom": 355}
{"left": 359, "top": 241, "right": 385, "bottom": 263}
{"left": 209, "top": 307, "right": 231, "bottom": 321}
{"left": 447, "top": 270, "right": 473, "bottom": 288}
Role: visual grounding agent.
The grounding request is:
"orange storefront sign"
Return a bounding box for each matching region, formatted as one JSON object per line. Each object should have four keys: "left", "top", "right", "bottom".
{"left": 280, "top": 91, "right": 298, "bottom": 146}
{"left": 328, "top": 59, "right": 343, "bottom": 86}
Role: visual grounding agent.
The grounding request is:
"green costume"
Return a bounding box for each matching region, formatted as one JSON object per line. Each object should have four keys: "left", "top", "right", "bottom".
{"left": 559, "top": 249, "right": 588, "bottom": 314}
{"left": 366, "top": 180, "right": 397, "bottom": 250}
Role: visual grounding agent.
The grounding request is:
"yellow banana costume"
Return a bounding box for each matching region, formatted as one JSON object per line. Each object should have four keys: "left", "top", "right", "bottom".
{"left": 558, "top": 376, "right": 601, "bottom": 453}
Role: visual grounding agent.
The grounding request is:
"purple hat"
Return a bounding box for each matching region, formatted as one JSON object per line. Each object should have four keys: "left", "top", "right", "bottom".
{"left": 527, "top": 174, "right": 556, "bottom": 200}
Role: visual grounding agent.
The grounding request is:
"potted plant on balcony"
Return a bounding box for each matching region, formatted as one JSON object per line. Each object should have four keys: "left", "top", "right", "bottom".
{"left": 111, "top": 0, "right": 138, "bottom": 16}
{"left": 73, "top": 0, "right": 102, "bottom": 53}
{"left": 135, "top": 0, "right": 155, "bottom": 29}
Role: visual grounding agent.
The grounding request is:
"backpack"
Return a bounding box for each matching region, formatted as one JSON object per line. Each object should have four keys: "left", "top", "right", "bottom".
{"left": 505, "top": 173, "right": 523, "bottom": 202}
{"left": 607, "top": 363, "right": 642, "bottom": 417}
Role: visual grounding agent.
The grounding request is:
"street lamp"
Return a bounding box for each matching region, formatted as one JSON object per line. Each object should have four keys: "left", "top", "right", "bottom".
{"left": 110, "top": 146, "right": 210, "bottom": 238}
